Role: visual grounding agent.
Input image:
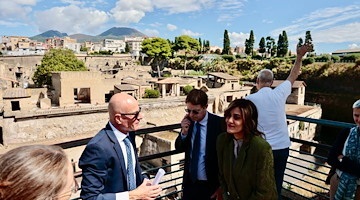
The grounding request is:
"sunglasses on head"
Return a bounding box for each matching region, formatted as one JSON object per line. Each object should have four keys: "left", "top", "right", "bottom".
{"left": 120, "top": 107, "right": 141, "bottom": 120}
{"left": 185, "top": 108, "right": 200, "bottom": 115}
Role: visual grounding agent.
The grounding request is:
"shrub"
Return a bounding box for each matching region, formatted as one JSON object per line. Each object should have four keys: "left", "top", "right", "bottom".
{"left": 315, "top": 54, "right": 331, "bottom": 62}
{"left": 183, "top": 85, "right": 193, "bottom": 95}
{"left": 331, "top": 55, "right": 340, "bottom": 62}
{"left": 221, "top": 55, "right": 236, "bottom": 62}
{"left": 302, "top": 57, "right": 315, "bottom": 65}
{"left": 143, "top": 89, "right": 160, "bottom": 98}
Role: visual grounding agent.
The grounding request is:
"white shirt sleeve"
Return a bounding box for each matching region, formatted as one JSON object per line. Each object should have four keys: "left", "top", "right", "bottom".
{"left": 116, "top": 191, "right": 129, "bottom": 200}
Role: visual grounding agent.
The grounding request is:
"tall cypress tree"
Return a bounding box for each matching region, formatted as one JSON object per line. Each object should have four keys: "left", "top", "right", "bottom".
{"left": 305, "top": 31, "right": 314, "bottom": 52}
{"left": 259, "top": 37, "right": 266, "bottom": 58}
{"left": 198, "top": 38, "right": 202, "bottom": 53}
{"left": 282, "top": 30, "right": 288, "bottom": 56}
{"left": 245, "top": 30, "right": 255, "bottom": 56}
{"left": 222, "top": 29, "right": 230, "bottom": 54}
{"left": 277, "top": 33, "right": 283, "bottom": 57}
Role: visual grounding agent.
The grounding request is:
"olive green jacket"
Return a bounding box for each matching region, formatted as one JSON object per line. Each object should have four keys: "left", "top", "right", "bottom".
{"left": 217, "top": 132, "right": 277, "bottom": 200}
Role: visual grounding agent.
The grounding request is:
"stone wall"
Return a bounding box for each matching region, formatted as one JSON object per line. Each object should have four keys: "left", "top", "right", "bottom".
{"left": 1, "top": 96, "right": 203, "bottom": 146}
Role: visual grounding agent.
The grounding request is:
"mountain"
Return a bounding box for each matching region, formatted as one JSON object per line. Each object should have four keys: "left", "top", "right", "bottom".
{"left": 30, "top": 27, "right": 146, "bottom": 43}
{"left": 69, "top": 33, "right": 95, "bottom": 43}
{"left": 30, "top": 30, "right": 68, "bottom": 41}
{"left": 99, "top": 27, "right": 145, "bottom": 37}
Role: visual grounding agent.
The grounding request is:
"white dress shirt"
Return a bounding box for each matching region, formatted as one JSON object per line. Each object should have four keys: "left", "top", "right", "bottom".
{"left": 181, "top": 111, "right": 209, "bottom": 180}
{"left": 109, "top": 122, "right": 137, "bottom": 200}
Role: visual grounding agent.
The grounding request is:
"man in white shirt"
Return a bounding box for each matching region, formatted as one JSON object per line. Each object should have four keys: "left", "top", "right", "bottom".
{"left": 246, "top": 43, "right": 312, "bottom": 199}
{"left": 79, "top": 93, "right": 162, "bottom": 200}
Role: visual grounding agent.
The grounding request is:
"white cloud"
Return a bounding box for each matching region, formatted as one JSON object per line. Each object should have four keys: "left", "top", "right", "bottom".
{"left": 153, "top": 0, "right": 215, "bottom": 14}
{"left": 216, "top": 0, "right": 244, "bottom": 22}
{"left": 311, "top": 23, "right": 360, "bottom": 43}
{"left": 218, "top": 0, "right": 243, "bottom": 10}
{"left": 271, "top": 5, "right": 360, "bottom": 38}
{"left": 35, "top": 5, "right": 109, "bottom": 34}
{"left": 144, "top": 28, "right": 159, "bottom": 36}
{"left": 0, "top": 20, "right": 28, "bottom": 27}
{"left": 60, "top": 0, "right": 84, "bottom": 6}
{"left": 167, "top": 24, "right": 177, "bottom": 31}
{"left": 0, "top": 0, "right": 39, "bottom": 20}
{"left": 181, "top": 29, "right": 202, "bottom": 37}
{"left": 111, "top": 0, "right": 153, "bottom": 24}
{"left": 262, "top": 19, "right": 273, "bottom": 24}
{"left": 110, "top": 0, "right": 214, "bottom": 24}
{"left": 228, "top": 31, "right": 249, "bottom": 46}
{"left": 349, "top": 43, "right": 360, "bottom": 49}
{"left": 150, "top": 22, "right": 162, "bottom": 27}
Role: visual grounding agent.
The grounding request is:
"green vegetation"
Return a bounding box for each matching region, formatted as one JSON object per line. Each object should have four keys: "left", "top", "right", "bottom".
{"left": 141, "top": 37, "right": 172, "bottom": 77}
{"left": 89, "top": 50, "right": 113, "bottom": 55}
{"left": 222, "top": 29, "right": 230, "bottom": 55}
{"left": 80, "top": 46, "right": 88, "bottom": 52}
{"left": 173, "top": 35, "right": 200, "bottom": 74}
{"left": 33, "top": 48, "right": 87, "bottom": 87}
{"left": 245, "top": 30, "right": 255, "bottom": 56}
{"left": 183, "top": 85, "right": 193, "bottom": 95}
{"left": 277, "top": 30, "right": 288, "bottom": 57}
{"left": 143, "top": 89, "right": 160, "bottom": 98}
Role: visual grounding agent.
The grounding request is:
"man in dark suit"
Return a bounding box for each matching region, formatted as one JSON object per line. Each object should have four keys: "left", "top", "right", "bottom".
{"left": 175, "top": 89, "right": 225, "bottom": 200}
{"left": 79, "top": 93, "right": 162, "bottom": 200}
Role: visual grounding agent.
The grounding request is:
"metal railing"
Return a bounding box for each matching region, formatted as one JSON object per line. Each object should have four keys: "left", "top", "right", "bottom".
{"left": 57, "top": 115, "right": 355, "bottom": 200}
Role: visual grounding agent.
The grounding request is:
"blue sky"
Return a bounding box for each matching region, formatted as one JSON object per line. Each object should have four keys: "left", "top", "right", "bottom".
{"left": 0, "top": 0, "right": 359, "bottom": 54}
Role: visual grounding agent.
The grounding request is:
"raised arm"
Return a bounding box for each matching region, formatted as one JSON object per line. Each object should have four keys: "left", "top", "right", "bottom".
{"left": 286, "top": 43, "right": 313, "bottom": 85}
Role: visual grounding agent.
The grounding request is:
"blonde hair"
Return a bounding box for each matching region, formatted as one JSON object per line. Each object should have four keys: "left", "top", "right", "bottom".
{"left": 0, "top": 145, "right": 69, "bottom": 200}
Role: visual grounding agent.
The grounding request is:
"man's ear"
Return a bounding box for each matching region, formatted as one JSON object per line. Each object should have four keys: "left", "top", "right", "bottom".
{"left": 269, "top": 80, "right": 273, "bottom": 87}
{"left": 115, "top": 114, "right": 122, "bottom": 125}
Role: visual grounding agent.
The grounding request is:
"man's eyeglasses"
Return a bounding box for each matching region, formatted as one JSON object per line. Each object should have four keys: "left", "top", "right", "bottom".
{"left": 185, "top": 108, "right": 200, "bottom": 115}
{"left": 120, "top": 107, "right": 142, "bottom": 120}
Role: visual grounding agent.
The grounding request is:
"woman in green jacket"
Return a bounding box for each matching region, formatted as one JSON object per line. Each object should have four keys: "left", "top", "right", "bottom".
{"left": 217, "top": 99, "right": 277, "bottom": 200}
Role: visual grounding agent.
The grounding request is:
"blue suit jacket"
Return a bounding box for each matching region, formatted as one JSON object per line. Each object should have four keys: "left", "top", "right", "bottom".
{"left": 79, "top": 123, "right": 144, "bottom": 200}
{"left": 175, "top": 112, "right": 225, "bottom": 193}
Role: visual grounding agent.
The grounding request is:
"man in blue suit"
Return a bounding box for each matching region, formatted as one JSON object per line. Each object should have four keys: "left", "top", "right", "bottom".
{"left": 175, "top": 89, "right": 225, "bottom": 200}
{"left": 79, "top": 93, "right": 162, "bottom": 200}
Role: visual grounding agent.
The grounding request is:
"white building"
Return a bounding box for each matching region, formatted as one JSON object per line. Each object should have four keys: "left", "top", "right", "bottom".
{"left": 102, "top": 39, "right": 125, "bottom": 53}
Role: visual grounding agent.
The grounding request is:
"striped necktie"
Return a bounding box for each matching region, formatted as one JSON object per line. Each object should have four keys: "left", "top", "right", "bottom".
{"left": 124, "top": 137, "right": 136, "bottom": 190}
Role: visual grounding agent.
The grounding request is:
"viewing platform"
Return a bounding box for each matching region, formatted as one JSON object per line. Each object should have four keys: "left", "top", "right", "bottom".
{"left": 51, "top": 114, "right": 355, "bottom": 200}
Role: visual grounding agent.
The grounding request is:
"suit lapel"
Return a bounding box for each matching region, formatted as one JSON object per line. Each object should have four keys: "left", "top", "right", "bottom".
{"left": 105, "top": 124, "right": 128, "bottom": 188}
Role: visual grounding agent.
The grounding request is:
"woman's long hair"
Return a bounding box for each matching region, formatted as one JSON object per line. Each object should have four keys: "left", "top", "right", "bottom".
{"left": 0, "top": 145, "right": 69, "bottom": 200}
{"left": 224, "top": 99, "right": 264, "bottom": 142}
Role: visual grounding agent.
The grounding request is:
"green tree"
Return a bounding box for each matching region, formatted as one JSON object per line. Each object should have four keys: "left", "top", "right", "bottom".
{"left": 277, "top": 30, "right": 288, "bottom": 57}
{"left": 33, "top": 48, "right": 87, "bottom": 87}
{"left": 245, "top": 30, "right": 255, "bottom": 56}
{"left": 259, "top": 37, "right": 266, "bottom": 58}
{"left": 198, "top": 38, "right": 202, "bottom": 53}
{"left": 222, "top": 29, "right": 230, "bottom": 55}
{"left": 141, "top": 37, "right": 172, "bottom": 77}
{"left": 173, "top": 35, "right": 200, "bottom": 74}
{"left": 305, "top": 31, "right": 314, "bottom": 52}
{"left": 266, "top": 36, "right": 275, "bottom": 57}
{"left": 125, "top": 43, "right": 130, "bottom": 53}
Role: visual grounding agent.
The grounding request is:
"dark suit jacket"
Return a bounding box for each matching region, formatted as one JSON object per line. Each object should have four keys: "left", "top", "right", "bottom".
{"left": 175, "top": 112, "right": 225, "bottom": 193}
{"left": 327, "top": 127, "right": 360, "bottom": 178}
{"left": 79, "top": 123, "right": 144, "bottom": 200}
{"left": 217, "top": 133, "right": 277, "bottom": 200}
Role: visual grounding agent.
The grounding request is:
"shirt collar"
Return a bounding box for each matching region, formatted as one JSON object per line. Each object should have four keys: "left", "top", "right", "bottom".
{"left": 197, "top": 111, "right": 208, "bottom": 126}
{"left": 108, "top": 122, "right": 128, "bottom": 142}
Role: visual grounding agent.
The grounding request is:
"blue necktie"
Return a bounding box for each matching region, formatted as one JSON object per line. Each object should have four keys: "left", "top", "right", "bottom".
{"left": 190, "top": 122, "right": 201, "bottom": 182}
{"left": 124, "top": 137, "right": 136, "bottom": 190}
